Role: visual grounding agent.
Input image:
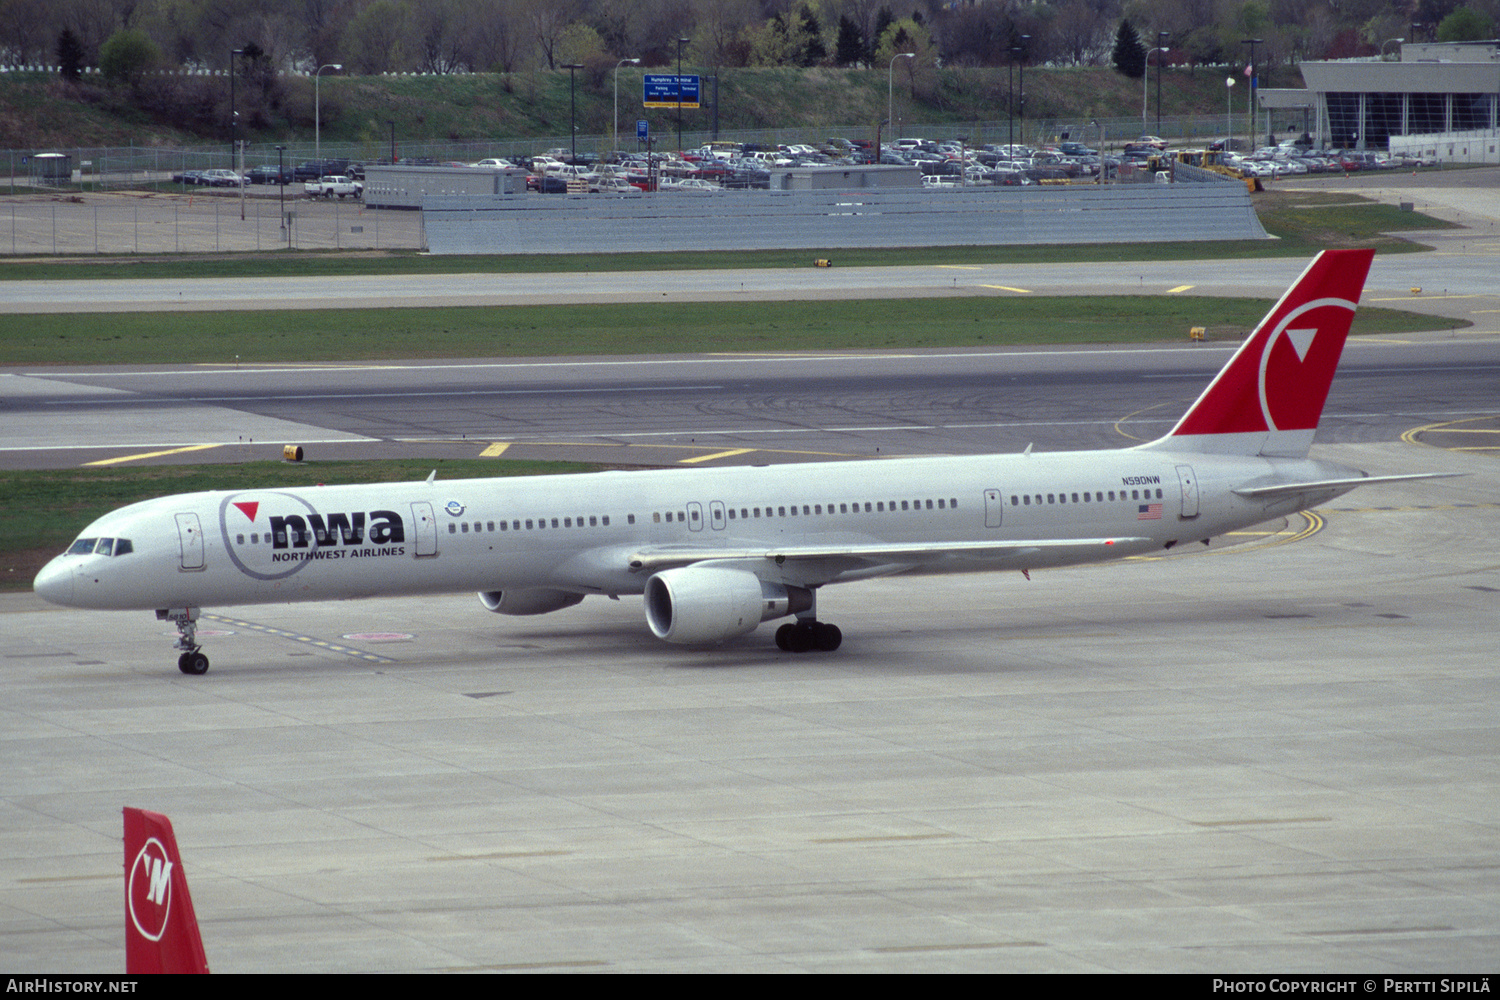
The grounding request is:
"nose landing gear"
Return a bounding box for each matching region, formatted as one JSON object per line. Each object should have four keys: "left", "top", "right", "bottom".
{"left": 157, "top": 607, "right": 210, "bottom": 675}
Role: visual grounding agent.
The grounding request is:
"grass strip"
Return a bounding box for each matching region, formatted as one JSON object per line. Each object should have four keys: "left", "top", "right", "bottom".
{"left": 0, "top": 295, "right": 1460, "bottom": 366}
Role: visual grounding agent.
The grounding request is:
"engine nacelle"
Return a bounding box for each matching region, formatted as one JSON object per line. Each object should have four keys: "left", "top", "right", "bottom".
{"left": 644, "top": 566, "right": 811, "bottom": 644}
{"left": 478, "top": 589, "right": 585, "bottom": 616}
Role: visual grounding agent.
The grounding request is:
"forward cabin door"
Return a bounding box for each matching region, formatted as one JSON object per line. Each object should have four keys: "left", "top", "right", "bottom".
{"left": 984, "top": 489, "right": 1003, "bottom": 528}
{"left": 410, "top": 502, "right": 439, "bottom": 557}
{"left": 1175, "top": 465, "right": 1200, "bottom": 518}
{"left": 174, "top": 513, "right": 205, "bottom": 571}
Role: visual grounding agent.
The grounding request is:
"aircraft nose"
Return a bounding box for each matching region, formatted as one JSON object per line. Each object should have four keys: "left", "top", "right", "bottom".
{"left": 33, "top": 557, "right": 76, "bottom": 606}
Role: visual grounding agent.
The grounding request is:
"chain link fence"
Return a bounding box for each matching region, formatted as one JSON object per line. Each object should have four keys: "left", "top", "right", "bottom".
{"left": 1, "top": 114, "right": 1236, "bottom": 194}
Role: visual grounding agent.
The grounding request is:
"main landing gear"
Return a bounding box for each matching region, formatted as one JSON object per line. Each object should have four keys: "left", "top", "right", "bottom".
{"left": 773, "top": 588, "right": 842, "bottom": 652}
{"left": 157, "top": 607, "right": 209, "bottom": 675}
{"left": 775, "top": 619, "right": 842, "bottom": 652}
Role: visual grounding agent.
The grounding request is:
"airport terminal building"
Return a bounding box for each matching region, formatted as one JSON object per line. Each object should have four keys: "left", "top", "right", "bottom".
{"left": 1262, "top": 40, "right": 1500, "bottom": 159}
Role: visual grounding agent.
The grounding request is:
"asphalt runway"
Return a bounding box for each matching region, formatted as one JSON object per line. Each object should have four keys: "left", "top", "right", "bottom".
{"left": 5, "top": 335, "right": 1500, "bottom": 470}
{"left": 1, "top": 248, "right": 1498, "bottom": 314}
{"left": 5, "top": 444, "right": 1497, "bottom": 972}
{"left": 4, "top": 219, "right": 1500, "bottom": 970}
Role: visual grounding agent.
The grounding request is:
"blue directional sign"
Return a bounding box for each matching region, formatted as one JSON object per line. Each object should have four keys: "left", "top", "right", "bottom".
{"left": 643, "top": 74, "right": 700, "bottom": 109}
{"left": 636, "top": 119, "right": 649, "bottom": 142}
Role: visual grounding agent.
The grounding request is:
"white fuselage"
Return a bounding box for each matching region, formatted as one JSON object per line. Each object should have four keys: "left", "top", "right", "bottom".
{"left": 35, "top": 446, "right": 1359, "bottom": 614}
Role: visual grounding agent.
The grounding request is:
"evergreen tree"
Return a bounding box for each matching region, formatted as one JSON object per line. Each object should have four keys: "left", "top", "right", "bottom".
{"left": 799, "top": 6, "right": 827, "bottom": 66}
{"left": 56, "top": 28, "right": 84, "bottom": 82}
{"left": 1112, "top": 19, "right": 1146, "bottom": 79}
{"left": 873, "top": 8, "right": 895, "bottom": 59}
{"left": 835, "top": 15, "right": 864, "bottom": 67}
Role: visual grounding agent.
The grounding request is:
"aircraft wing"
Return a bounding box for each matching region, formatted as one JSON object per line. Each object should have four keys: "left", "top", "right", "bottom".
{"left": 1233, "top": 472, "right": 1461, "bottom": 499}
{"left": 628, "top": 537, "right": 1150, "bottom": 573}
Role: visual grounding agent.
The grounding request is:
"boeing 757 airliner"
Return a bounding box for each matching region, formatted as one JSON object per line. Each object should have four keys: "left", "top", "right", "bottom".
{"left": 35, "top": 249, "right": 1440, "bottom": 672}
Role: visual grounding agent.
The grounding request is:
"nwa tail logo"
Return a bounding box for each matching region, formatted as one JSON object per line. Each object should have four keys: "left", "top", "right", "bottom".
{"left": 1165, "top": 249, "right": 1375, "bottom": 446}
{"left": 124, "top": 807, "right": 210, "bottom": 975}
{"left": 128, "top": 836, "right": 174, "bottom": 943}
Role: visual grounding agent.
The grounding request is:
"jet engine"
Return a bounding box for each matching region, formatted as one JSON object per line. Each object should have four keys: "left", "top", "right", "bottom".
{"left": 644, "top": 565, "right": 811, "bottom": 644}
{"left": 478, "top": 589, "right": 585, "bottom": 616}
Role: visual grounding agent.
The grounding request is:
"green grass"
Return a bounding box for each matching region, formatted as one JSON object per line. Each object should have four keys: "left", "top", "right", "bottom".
{"left": 0, "top": 295, "right": 1459, "bottom": 365}
{"left": 3, "top": 458, "right": 600, "bottom": 590}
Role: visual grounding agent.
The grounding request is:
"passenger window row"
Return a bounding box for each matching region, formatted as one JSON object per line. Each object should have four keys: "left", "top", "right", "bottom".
{"left": 1011, "top": 488, "right": 1164, "bottom": 506}
{"left": 447, "top": 513, "right": 618, "bottom": 534}
{"left": 655, "top": 498, "right": 962, "bottom": 523}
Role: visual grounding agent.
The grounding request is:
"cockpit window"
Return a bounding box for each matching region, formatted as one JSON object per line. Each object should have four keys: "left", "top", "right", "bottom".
{"left": 94, "top": 538, "right": 114, "bottom": 556}
{"left": 67, "top": 538, "right": 97, "bottom": 555}
{"left": 114, "top": 539, "right": 133, "bottom": 556}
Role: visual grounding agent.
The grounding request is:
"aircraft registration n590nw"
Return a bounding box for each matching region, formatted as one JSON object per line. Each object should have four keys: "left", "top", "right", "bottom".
{"left": 34, "top": 249, "right": 1440, "bottom": 673}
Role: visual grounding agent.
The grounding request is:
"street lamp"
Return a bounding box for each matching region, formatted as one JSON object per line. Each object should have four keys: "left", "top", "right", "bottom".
{"left": 889, "top": 52, "right": 913, "bottom": 138}
{"left": 1382, "top": 37, "right": 1404, "bottom": 60}
{"left": 1157, "top": 31, "right": 1169, "bottom": 136}
{"left": 1143, "top": 44, "right": 1169, "bottom": 135}
{"left": 315, "top": 63, "right": 342, "bottom": 161}
{"left": 229, "top": 48, "right": 244, "bottom": 163}
{"left": 275, "top": 144, "right": 286, "bottom": 237}
{"left": 1225, "top": 76, "right": 1235, "bottom": 155}
{"left": 676, "top": 37, "right": 690, "bottom": 154}
{"left": 387, "top": 120, "right": 395, "bottom": 163}
{"left": 1242, "top": 38, "right": 1263, "bottom": 149}
{"left": 614, "top": 57, "right": 640, "bottom": 151}
{"left": 561, "top": 63, "right": 583, "bottom": 163}
{"left": 1016, "top": 35, "right": 1031, "bottom": 145}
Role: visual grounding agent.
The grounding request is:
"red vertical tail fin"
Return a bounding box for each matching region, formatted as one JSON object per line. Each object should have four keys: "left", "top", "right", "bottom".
{"left": 1143, "top": 249, "right": 1376, "bottom": 458}
{"left": 124, "top": 807, "right": 210, "bottom": 975}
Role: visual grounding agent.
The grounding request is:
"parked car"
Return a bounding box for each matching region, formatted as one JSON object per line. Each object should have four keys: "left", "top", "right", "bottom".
{"left": 303, "top": 175, "right": 362, "bottom": 199}
{"left": 245, "top": 164, "right": 294, "bottom": 185}
{"left": 197, "top": 169, "right": 244, "bottom": 188}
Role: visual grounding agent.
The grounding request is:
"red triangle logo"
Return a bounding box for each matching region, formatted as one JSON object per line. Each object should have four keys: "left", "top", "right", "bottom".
{"left": 232, "top": 501, "right": 259, "bottom": 522}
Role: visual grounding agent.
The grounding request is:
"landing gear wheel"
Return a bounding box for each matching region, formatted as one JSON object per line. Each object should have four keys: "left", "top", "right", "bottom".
{"left": 178, "top": 651, "right": 209, "bottom": 675}
{"left": 775, "top": 623, "right": 799, "bottom": 652}
{"left": 814, "top": 623, "right": 842, "bottom": 651}
{"left": 776, "top": 621, "right": 841, "bottom": 653}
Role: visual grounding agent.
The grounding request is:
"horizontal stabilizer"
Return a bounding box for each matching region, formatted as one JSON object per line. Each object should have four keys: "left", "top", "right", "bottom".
{"left": 1233, "top": 472, "right": 1461, "bottom": 499}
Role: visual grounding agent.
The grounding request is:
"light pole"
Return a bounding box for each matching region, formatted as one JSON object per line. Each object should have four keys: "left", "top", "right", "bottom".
{"left": 889, "top": 52, "right": 913, "bottom": 139}
{"left": 1225, "top": 76, "right": 1235, "bottom": 154}
{"left": 275, "top": 144, "right": 286, "bottom": 238}
{"left": 1382, "top": 37, "right": 1404, "bottom": 60}
{"left": 676, "top": 37, "right": 690, "bottom": 154}
{"left": 315, "top": 63, "right": 342, "bottom": 162}
{"left": 229, "top": 48, "right": 244, "bottom": 163}
{"left": 875, "top": 118, "right": 888, "bottom": 168}
{"left": 1098, "top": 120, "right": 1110, "bottom": 183}
{"left": 387, "top": 120, "right": 395, "bottom": 163}
{"left": 1242, "top": 38, "right": 1262, "bottom": 149}
{"left": 1016, "top": 35, "right": 1031, "bottom": 146}
{"left": 1157, "top": 31, "right": 1169, "bottom": 136}
{"left": 1008, "top": 46, "right": 1018, "bottom": 153}
{"left": 1143, "top": 45, "right": 1169, "bottom": 135}
{"left": 562, "top": 63, "right": 583, "bottom": 163}
{"left": 614, "top": 57, "right": 640, "bottom": 151}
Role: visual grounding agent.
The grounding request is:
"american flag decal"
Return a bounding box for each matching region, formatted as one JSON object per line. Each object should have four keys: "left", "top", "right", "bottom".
{"left": 1137, "top": 503, "right": 1163, "bottom": 520}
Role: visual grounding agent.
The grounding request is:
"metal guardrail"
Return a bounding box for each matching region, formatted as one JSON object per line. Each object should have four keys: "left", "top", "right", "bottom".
{"left": 424, "top": 183, "right": 1267, "bottom": 256}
